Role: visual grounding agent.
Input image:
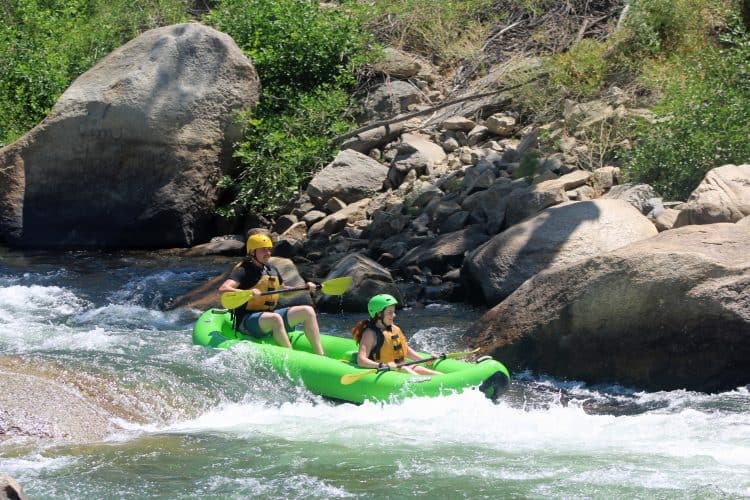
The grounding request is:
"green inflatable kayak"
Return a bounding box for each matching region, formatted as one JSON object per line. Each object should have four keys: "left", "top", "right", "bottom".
{"left": 193, "top": 309, "right": 510, "bottom": 404}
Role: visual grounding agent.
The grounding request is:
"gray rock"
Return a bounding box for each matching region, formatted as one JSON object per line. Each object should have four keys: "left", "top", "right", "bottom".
{"left": 388, "top": 133, "right": 447, "bottom": 188}
{"left": 307, "top": 150, "right": 388, "bottom": 207}
{"left": 317, "top": 253, "right": 399, "bottom": 312}
{"left": 0, "top": 23, "right": 259, "bottom": 248}
{"left": 442, "top": 116, "right": 476, "bottom": 132}
{"left": 463, "top": 199, "right": 658, "bottom": 305}
{"left": 466, "top": 221, "right": 750, "bottom": 392}
{"left": 0, "top": 474, "right": 28, "bottom": 500}
{"left": 604, "top": 182, "right": 660, "bottom": 214}
{"left": 396, "top": 225, "right": 490, "bottom": 275}
{"left": 653, "top": 208, "right": 680, "bottom": 232}
{"left": 674, "top": 164, "right": 750, "bottom": 227}
{"left": 372, "top": 47, "right": 421, "bottom": 78}
{"left": 356, "top": 80, "right": 425, "bottom": 123}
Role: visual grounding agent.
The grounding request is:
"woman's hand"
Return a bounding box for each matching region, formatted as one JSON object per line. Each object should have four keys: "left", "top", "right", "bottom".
{"left": 306, "top": 281, "right": 317, "bottom": 293}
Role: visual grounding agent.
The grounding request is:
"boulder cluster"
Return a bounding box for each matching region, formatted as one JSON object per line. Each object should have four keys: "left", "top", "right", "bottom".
{"left": 188, "top": 47, "right": 750, "bottom": 392}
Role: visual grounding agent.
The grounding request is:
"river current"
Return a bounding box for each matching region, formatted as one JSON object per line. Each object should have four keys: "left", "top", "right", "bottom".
{"left": 0, "top": 249, "right": 748, "bottom": 498}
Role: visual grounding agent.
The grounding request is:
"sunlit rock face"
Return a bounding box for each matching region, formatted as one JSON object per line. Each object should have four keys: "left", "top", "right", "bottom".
{"left": 0, "top": 23, "right": 259, "bottom": 248}
{"left": 467, "top": 220, "right": 750, "bottom": 392}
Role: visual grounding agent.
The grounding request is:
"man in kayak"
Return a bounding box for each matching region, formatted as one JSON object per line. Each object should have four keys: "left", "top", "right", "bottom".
{"left": 218, "top": 233, "right": 326, "bottom": 356}
{"left": 351, "top": 294, "right": 440, "bottom": 375}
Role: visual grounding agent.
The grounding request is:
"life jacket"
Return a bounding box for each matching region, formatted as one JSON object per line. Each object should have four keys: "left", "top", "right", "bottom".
{"left": 244, "top": 267, "right": 281, "bottom": 312}
{"left": 351, "top": 320, "right": 408, "bottom": 364}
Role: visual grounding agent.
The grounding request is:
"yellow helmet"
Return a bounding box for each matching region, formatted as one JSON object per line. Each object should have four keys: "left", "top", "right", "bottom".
{"left": 246, "top": 233, "right": 273, "bottom": 254}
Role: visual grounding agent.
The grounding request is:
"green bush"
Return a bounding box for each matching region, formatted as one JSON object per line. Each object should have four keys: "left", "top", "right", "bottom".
{"left": 206, "top": 0, "right": 370, "bottom": 107}
{"left": 547, "top": 38, "right": 611, "bottom": 99}
{"left": 219, "top": 87, "right": 356, "bottom": 217}
{"left": 0, "top": 0, "right": 189, "bottom": 147}
{"left": 622, "top": 0, "right": 719, "bottom": 56}
{"left": 625, "top": 14, "right": 750, "bottom": 200}
{"left": 205, "top": 0, "right": 373, "bottom": 218}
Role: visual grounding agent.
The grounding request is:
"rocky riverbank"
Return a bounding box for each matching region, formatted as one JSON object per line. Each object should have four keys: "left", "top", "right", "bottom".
{"left": 2, "top": 22, "right": 749, "bottom": 392}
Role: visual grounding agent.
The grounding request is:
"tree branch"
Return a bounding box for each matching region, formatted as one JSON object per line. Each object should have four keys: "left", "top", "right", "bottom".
{"left": 333, "top": 74, "right": 545, "bottom": 144}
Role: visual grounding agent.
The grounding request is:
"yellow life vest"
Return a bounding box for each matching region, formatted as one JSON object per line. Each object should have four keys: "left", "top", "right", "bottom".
{"left": 245, "top": 271, "right": 281, "bottom": 312}
{"left": 372, "top": 324, "right": 408, "bottom": 364}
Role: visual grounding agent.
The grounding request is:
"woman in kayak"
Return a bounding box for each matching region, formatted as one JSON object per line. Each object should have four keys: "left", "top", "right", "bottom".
{"left": 351, "top": 294, "right": 440, "bottom": 375}
{"left": 218, "top": 232, "right": 326, "bottom": 356}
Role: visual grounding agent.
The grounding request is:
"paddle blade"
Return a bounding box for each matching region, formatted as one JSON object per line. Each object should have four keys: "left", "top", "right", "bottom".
{"left": 220, "top": 290, "right": 253, "bottom": 309}
{"left": 340, "top": 369, "right": 377, "bottom": 385}
{"left": 444, "top": 348, "right": 480, "bottom": 359}
{"left": 320, "top": 276, "right": 352, "bottom": 296}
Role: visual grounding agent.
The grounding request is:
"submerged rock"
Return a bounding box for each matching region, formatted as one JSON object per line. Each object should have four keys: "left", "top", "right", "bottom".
{"left": 0, "top": 360, "right": 113, "bottom": 442}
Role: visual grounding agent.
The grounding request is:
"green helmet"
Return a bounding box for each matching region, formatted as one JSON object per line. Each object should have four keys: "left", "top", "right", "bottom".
{"left": 368, "top": 294, "right": 398, "bottom": 318}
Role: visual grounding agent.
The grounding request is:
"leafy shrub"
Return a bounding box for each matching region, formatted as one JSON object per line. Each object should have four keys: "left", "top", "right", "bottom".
{"left": 622, "top": 0, "right": 721, "bottom": 56}
{"left": 547, "top": 38, "right": 611, "bottom": 99}
{"left": 206, "top": 0, "right": 370, "bottom": 107}
{"left": 625, "top": 13, "right": 750, "bottom": 200}
{"left": 205, "top": 0, "right": 373, "bottom": 218}
{"left": 219, "top": 88, "right": 355, "bottom": 217}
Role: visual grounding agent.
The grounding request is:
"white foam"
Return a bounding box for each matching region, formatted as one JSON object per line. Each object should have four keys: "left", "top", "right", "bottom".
{"left": 0, "top": 285, "right": 86, "bottom": 322}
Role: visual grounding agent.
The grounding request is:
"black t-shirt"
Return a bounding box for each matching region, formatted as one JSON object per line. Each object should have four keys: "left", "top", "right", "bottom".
{"left": 229, "top": 258, "right": 283, "bottom": 289}
{"left": 229, "top": 258, "right": 283, "bottom": 320}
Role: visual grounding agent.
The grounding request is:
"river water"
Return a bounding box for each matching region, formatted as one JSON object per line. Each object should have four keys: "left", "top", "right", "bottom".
{"left": 0, "top": 249, "right": 748, "bottom": 498}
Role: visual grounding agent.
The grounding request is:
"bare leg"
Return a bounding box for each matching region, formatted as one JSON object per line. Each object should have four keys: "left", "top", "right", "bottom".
{"left": 400, "top": 365, "right": 439, "bottom": 376}
{"left": 286, "top": 305, "right": 325, "bottom": 356}
{"left": 258, "top": 312, "right": 292, "bottom": 348}
{"left": 413, "top": 365, "right": 441, "bottom": 376}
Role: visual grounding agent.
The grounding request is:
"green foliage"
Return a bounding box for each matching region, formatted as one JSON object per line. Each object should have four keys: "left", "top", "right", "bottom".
{"left": 547, "top": 38, "right": 611, "bottom": 99}
{"left": 625, "top": 13, "right": 750, "bottom": 200}
{"left": 513, "top": 151, "right": 541, "bottom": 181}
{"left": 205, "top": 0, "right": 373, "bottom": 217}
{"left": 0, "top": 0, "right": 189, "bottom": 146}
{"left": 622, "top": 0, "right": 720, "bottom": 56}
{"left": 219, "top": 88, "right": 356, "bottom": 217}
{"left": 206, "top": 0, "right": 370, "bottom": 107}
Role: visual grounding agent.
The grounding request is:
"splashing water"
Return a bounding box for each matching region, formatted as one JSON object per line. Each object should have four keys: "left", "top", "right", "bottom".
{"left": 1, "top": 250, "right": 748, "bottom": 498}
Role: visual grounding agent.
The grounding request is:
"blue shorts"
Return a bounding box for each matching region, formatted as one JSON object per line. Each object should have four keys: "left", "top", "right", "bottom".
{"left": 239, "top": 308, "right": 291, "bottom": 338}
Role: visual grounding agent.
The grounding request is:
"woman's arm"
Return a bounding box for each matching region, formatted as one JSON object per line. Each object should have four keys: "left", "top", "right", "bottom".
{"left": 356, "top": 330, "right": 379, "bottom": 368}
{"left": 356, "top": 330, "right": 396, "bottom": 369}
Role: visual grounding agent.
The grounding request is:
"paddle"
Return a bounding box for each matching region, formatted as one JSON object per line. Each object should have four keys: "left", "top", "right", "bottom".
{"left": 220, "top": 276, "right": 353, "bottom": 309}
{"left": 339, "top": 348, "right": 480, "bottom": 385}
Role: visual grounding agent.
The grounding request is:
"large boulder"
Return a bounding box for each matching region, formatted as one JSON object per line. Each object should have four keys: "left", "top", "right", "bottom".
{"left": 465, "top": 220, "right": 750, "bottom": 392}
{"left": 0, "top": 474, "right": 27, "bottom": 500}
{"left": 356, "top": 80, "right": 425, "bottom": 124}
{"left": 372, "top": 47, "right": 421, "bottom": 79}
{"left": 0, "top": 23, "right": 259, "bottom": 248}
{"left": 463, "top": 199, "right": 658, "bottom": 305}
{"left": 387, "top": 133, "right": 447, "bottom": 188}
{"left": 674, "top": 164, "right": 750, "bottom": 227}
